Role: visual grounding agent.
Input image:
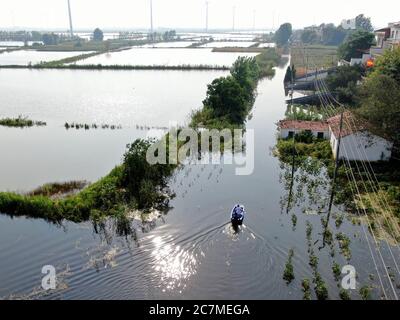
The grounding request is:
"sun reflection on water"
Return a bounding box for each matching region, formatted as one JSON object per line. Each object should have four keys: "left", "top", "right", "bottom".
{"left": 151, "top": 236, "right": 197, "bottom": 292}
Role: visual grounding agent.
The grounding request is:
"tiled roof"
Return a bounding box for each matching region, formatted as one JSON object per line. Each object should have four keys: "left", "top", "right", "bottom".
{"left": 277, "top": 120, "right": 328, "bottom": 131}
{"left": 327, "top": 112, "right": 366, "bottom": 138}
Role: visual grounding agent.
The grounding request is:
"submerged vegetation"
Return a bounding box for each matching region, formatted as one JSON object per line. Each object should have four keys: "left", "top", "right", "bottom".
{"left": 301, "top": 279, "right": 312, "bottom": 300}
{"left": 3, "top": 63, "right": 231, "bottom": 71}
{"left": 339, "top": 289, "right": 351, "bottom": 300}
{"left": 275, "top": 137, "right": 332, "bottom": 164}
{"left": 283, "top": 249, "right": 295, "bottom": 284}
{"left": 64, "top": 122, "right": 123, "bottom": 130}
{"left": 0, "top": 116, "right": 46, "bottom": 128}
{"left": 359, "top": 285, "right": 372, "bottom": 300}
{"left": 336, "top": 233, "right": 352, "bottom": 260}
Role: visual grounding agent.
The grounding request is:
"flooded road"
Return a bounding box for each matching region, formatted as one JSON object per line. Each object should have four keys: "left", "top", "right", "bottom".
{"left": 0, "top": 64, "right": 398, "bottom": 300}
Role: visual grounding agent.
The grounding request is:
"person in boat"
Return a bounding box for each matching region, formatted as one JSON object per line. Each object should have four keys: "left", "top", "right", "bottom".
{"left": 231, "top": 204, "right": 245, "bottom": 223}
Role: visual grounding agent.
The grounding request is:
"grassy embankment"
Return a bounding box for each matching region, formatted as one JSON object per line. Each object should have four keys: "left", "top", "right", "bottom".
{"left": 212, "top": 47, "right": 265, "bottom": 53}
{"left": 0, "top": 48, "right": 283, "bottom": 223}
{"left": 0, "top": 64, "right": 230, "bottom": 71}
{"left": 35, "top": 39, "right": 150, "bottom": 52}
{"left": 0, "top": 50, "right": 230, "bottom": 71}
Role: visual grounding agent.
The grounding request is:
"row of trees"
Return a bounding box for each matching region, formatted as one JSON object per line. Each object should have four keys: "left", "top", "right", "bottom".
{"left": 0, "top": 30, "right": 42, "bottom": 41}
{"left": 191, "top": 57, "right": 261, "bottom": 128}
{"left": 300, "top": 24, "right": 347, "bottom": 46}
{"left": 338, "top": 30, "right": 375, "bottom": 61}
{"left": 296, "top": 14, "right": 374, "bottom": 46}
{"left": 274, "top": 23, "right": 293, "bottom": 46}
{"left": 5, "top": 28, "right": 105, "bottom": 46}
{"left": 147, "top": 30, "right": 178, "bottom": 42}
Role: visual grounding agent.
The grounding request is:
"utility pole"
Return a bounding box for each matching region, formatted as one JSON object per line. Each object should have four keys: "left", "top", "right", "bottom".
{"left": 205, "top": 1, "right": 209, "bottom": 32}
{"left": 286, "top": 65, "right": 296, "bottom": 214}
{"left": 305, "top": 54, "right": 309, "bottom": 81}
{"left": 321, "top": 111, "right": 344, "bottom": 248}
{"left": 272, "top": 11, "right": 275, "bottom": 31}
{"left": 67, "top": 0, "right": 74, "bottom": 37}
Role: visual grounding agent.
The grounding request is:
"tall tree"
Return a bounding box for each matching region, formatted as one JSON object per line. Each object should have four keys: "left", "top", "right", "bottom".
{"left": 203, "top": 76, "right": 248, "bottom": 124}
{"left": 42, "top": 33, "right": 59, "bottom": 45}
{"left": 301, "top": 30, "right": 319, "bottom": 44}
{"left": 322, "top": 24, "right": 347, "bottom": 46}
{"left": 356, "top": 74, "right": 400, "bottom": 147}
{"left": 370, "top": 47, "right": 400, "bottom": 83}
{"left": 93, "top": 28, "right": 104, "bottom": 41}
{"left": 326, "top": 65, "right": 364, "bottom": 104}
{"left": 338, "top": 30, "right": 375, "bottom": 61}
{"left": 355, "top": 14, "right": 373, "bottom": 32}
{"left": 274, "top": 23, "right": 292, "bottom": 46}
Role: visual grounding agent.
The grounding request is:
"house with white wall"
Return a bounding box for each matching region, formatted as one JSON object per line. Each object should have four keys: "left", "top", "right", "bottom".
{"left": 277, "top": 113, "right": 393, "bottom": 162}
{"left": 327, "top": 113, "right": 393, "bottom": 161}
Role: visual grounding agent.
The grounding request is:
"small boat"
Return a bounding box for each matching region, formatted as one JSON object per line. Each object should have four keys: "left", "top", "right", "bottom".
{"left": 231, "top": 204, "right": 245, "bottom": 226}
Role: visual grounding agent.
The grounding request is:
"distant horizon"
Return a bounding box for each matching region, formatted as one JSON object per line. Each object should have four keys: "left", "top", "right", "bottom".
{"left": 0, "top": 27, "right": 277, "bottom": 33}
{"left": 0, "top": 0, "right": 398, "bottom": 32}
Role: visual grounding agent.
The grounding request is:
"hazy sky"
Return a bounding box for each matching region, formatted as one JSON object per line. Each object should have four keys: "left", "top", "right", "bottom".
{"left": 1, "top": 0, "right": 399, "bottom": 31}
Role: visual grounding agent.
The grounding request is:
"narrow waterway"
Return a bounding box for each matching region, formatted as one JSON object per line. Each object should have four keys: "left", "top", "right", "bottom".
{"left": 0, "top": 63, "right": 398, "bottom": 300}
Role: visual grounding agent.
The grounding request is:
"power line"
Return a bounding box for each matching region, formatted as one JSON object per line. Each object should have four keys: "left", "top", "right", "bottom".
{"left": 317, "top": 76, "right": 400, "bottom": 277}
{"left": 313, "top": 75, "right": 391, "bottom": 298}
{"left": 312, "top": 69, "right": 399, "bottom": 299}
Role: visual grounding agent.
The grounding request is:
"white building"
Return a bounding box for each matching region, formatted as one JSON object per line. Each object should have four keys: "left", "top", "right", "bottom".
{"left": 341, "top": 18, "right": 356, "bottom": 30}
{"left": 388, "top": 22, "right": 400, "bottom": 48}
{"left": 370, "top": 22, "right": 400, "bottom": 57}
{"left": 277, "top": 113, "right": 393, "bottom": 162}
{"left": 327, "top": 113, "right": 393, "bottom": 161}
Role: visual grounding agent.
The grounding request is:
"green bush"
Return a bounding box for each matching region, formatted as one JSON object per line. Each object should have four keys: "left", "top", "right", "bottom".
{"left": 0, "top": 139, "right": 175, "bottom": 222}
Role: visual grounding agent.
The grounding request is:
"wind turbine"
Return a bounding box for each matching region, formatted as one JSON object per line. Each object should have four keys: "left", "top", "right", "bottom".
{"left": 150, "top": 0, "right": 154, "bottom": 34}
{"left": 232, "top": 6, "right": 236, "bottom": 31}
{"left": 253, "top": 9, "right": 256, "bottom": 31}
{"left": 205, "top": 1, "right": 209, "bottom": 32}
{"left": 67, "top": 0, "right": 74, "bottom": 37}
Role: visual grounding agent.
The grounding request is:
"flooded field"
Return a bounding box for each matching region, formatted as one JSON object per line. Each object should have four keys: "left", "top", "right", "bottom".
{"left": 0, "top": 50, "right": 93, "bottom": 66}
{"left": 0, "top": 69, "right": 227, "bottom": 191}
{"left": 75, "top": 48, "right": 258, "bottom": 67}
{"left": 199, "top": 41, "right": 257, "bottom": 48}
